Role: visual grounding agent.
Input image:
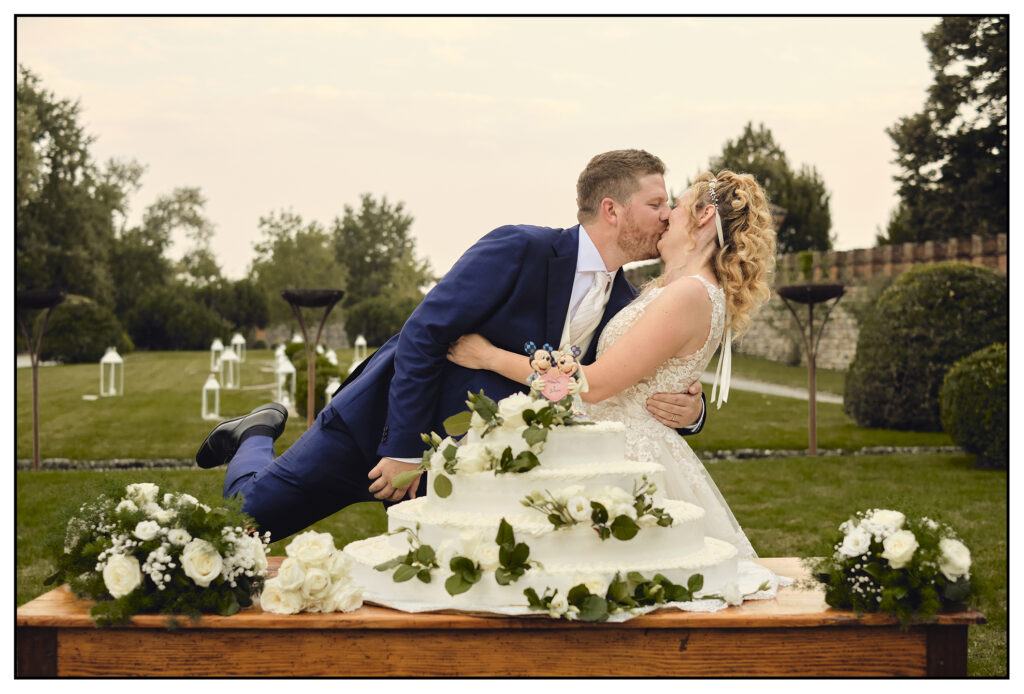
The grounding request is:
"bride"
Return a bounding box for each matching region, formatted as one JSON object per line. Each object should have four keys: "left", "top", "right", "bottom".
{"left": 447, "top": 170, "right": 777, "bottom": 558}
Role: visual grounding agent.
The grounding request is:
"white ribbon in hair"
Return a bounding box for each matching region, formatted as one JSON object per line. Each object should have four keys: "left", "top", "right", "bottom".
{"left": 710, "top": 200, "right": 732, "bottom": 408}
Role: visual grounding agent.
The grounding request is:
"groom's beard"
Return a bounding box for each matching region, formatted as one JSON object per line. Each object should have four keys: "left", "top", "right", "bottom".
{"left": 616, "top": 207, "right": 663, "bottom": 262}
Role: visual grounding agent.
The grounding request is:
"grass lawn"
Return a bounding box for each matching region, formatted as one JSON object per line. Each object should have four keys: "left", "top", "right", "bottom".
{"left": 17, "top": 349, "right": 944, "bottom": 460}
{"left": 16, "top": 453, "right": 1006, "bottom": 676}
{"left": 726, "top": 352, "right": 848, "bottom": 396}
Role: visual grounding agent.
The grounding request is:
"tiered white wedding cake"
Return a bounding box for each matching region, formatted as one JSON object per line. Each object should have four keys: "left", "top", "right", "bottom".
{"left": 344, "top": 391, "right": 766, "bottom": 621}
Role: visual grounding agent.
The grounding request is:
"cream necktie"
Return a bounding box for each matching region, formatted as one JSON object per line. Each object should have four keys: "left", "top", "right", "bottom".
{"left": 569, "top": 271, "right": 612, "bottom": 350}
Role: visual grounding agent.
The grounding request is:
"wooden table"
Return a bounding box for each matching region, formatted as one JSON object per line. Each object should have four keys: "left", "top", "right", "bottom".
{"left": 17, "top": 558, "right": 984, "bottom": 677}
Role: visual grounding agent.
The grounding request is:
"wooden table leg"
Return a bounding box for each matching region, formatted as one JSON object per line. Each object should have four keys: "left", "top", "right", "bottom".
{"left": 17, "top": 626, "right": 57, "bottom": 677}
{"left": 926, "top": 624, "right": 968, "bottom": 676}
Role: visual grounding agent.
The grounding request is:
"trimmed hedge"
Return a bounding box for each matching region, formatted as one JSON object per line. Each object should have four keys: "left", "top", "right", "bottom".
{"left": 844, "top": 262, "right": 1008, "bottom": 431}
{"left": 292, "top": 353, "right": 343, "bottom": 419}
{"left": 38, "top": 295, "right": 133, "bottom": 364}
{"left": 940, "top": 343, "right": 1008, "bottom": 469}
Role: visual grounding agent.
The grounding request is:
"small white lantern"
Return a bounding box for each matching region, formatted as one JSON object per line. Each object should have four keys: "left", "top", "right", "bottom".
{"left": 99, "top": 347, "right": 124, "bottom": 397}
{"left": 210, "top": 338, "right": 224, "bottom": 372}
{"left": 221, "top": 346, "right": 241, "bottom": 389}
{"left": 354, "top": 335, "right": 367, "bottom": 361}
{"left": 202, "top": 374, "right": 221, "bottom": 420}
{"left": 291, "top": 333, "right": 303, "bottom": 344}
{"left": 325, "top": 348, "right": 338, "bottom": 366}
{"left": 231, "top": 333, "right": 246, "bottom": 362}
{"left": 325, "top": 376, "right": 342, "bottom": 401}
{"left": 316, "top": 344, "right": 325, "bottom": 355}
{"left": 275, "top": 355, "right": 296, "bottom": 406}
{"left": 274, "top": 344, "right": 286, "bottom": 359}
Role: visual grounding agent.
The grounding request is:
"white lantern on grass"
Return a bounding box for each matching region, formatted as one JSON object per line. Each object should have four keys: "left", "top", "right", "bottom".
{"left": 202, "top": 374, "right": 221, "bottom": 420}
{"left": 350, "top": 335, "right": 368, "bottom": 375}
{"left": 325, "top": 348, "right": 338, "bottom": 366}
{"left": 325, "top": 376, "right": 342, "bottom": 401}
{"left": 231, "top": 333, "right": 246, "bottom": 362}
{"left": 275, "top": 355, "right": 296, "bottom": 407}
{"left": 99, "top": 347, "right": 124, "bottom": 397}
{"left": 221, "top": 346, "right": 240, "bottom": 389}
{"left": 210, "top": 338, "right": 224, "bottom": 371}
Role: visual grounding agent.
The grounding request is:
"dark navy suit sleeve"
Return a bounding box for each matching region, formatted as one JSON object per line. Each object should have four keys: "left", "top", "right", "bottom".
{"left": 378, "top": 227, "right": 530, "bottom": 458}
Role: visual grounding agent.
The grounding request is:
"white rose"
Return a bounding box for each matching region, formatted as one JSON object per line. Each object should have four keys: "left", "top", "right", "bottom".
{"left": 862, "top": 509, "right": 906, "bottom": 537}
{"left": 473, "top": 542, "right": 501, "bottom": 572}
{"left": 498, "top": 392, "right": 535, "bottom": 429}
{"left": 167, "top": 528, "right": 192, "bottom": 546}
{"left": 881, "top": 529, "right": 918, "bottom": 569}
{"left": 547, "top": 593, "right": 569, "bottom": 617}
{"left": 457, "top": 530, "right": 484, "bottom": 559}
{"left": 247, "top": 534, "right": 269, "bottom": 574}
{"left": 721, "top": 582, "right": 743, "bottom": 606}
{"left": 611, "top": 503, "right": 638, "bottom": 521}
{"left": 555, "top": 485, "right": 585, "bottom": 505}
{"left": 133, "top": 520, "right": 161, "bottom": 542}
{"left": 326, "top": 551, "right": 352, "bottom": 581}
{"left": 456, "top": 443, "right": 493, "bottom": 473}
{"left": 838, "top": 526, "right": 872, "bottom": 558}
{"left": 435, "top": 539, "right": 460, "bottom": 566}
{"left": 469, "top": 411, "right": 487, "bottom": 433}
{"left": 115, "top": 499, "right": 138, "bottom": 514}
{"left": 603, "top": 486, "right": 634, "bottom": 506}
{"left": 259, "top": 577, "right": 304, "bottom": 614}
{"left": 125, "top": 483, "right": 159, "bottom": 505}
{"left": 578, "top": 576, "right": 608, "bottom": 598}
{"left": 151, "top": 508, "right": 174, "bottom": 524}
{"left": 181, "top": 538, "right": 224, "bottom": 587}
{"left": 301, "top": 567, "right": 332, "bottom": 602}
{"left": 322, "top": 579, "right": 363, "bottom": 613}
{"left": 103, "top": 554, "right": 143, "bottom": 598}
{"left": 566, "top": 495, "right": 591, "bottom": 522}
{"left": 938, "top": 538, "right": 972, "bottom": 581}
{"left": 276, "top": 557, "right": 306, "bottom": 591}
{"left": 285, "top": 531, "right": 335, "bottom": 566}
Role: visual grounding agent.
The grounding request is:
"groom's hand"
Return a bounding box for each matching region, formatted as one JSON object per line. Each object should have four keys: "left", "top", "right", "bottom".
{"left": 647, "top": 381, "right": 703, "bottom": 429}
{"left": 368, "top": 457, "right": 422, "bottom": 502}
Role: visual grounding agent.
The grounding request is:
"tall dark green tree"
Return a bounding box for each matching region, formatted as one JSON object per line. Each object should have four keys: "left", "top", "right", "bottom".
{"left": 16, "top": 66, "right": 136, "bottom": 305}
{"left": 331, "top": 194, "right": 432, "bottom": 343}
{"left": 881, "top": 16, "right": 1007, "bottom": 243}
{"left": 707, "top": 122, "right": 833, "bottom": 254}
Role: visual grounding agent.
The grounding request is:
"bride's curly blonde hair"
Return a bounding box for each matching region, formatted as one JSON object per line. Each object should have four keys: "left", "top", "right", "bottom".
{"left": 686, "top": 171, "right": 777, "bottom": 335}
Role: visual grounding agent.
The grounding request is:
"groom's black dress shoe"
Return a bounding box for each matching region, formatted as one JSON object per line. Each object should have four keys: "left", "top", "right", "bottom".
{"left": 195, "top": 402, "right": 289, "bottom": 469}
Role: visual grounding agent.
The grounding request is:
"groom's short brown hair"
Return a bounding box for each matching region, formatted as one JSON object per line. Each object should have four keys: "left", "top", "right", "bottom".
{"left": 576, "top": 149, "right": 666, "bottom": 224}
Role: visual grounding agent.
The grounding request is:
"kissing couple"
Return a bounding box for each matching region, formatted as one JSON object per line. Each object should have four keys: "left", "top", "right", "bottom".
{"left": 196, "top": 149, "right": 777, "bottom": 556}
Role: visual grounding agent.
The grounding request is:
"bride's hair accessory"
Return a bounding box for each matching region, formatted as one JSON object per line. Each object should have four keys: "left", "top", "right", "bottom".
{"left": 708, "top": 177, "right": 731, "bottom": 408}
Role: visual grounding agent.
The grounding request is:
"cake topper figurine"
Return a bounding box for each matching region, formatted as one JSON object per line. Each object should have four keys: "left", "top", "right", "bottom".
{"left": 524, "top": 341, "right": 555, "bottom": 395}
{"left": 527, "top": 341, "right": 586, "bottom": 402}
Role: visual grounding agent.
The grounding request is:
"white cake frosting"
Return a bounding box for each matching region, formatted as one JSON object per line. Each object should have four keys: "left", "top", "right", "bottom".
{"left": 343, "top": 392, "right": 746, "bottom": 620}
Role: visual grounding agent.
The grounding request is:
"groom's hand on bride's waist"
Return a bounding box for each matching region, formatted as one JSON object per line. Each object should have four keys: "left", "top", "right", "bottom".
{"left": 646, "top": 381, "right": 704, "bottom": 430}
{"left": 368, "top": 457, "right": 422, "bottom": 502}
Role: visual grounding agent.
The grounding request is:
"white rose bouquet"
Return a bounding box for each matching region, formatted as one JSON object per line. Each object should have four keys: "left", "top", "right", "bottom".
{"left": 46, "top": 483, "right": 271, "bottom": 627}
{"left": 259, "top": 531, "right": 363, "bottom": 614}
{"left": 807, "top": 508, "right": 973, "bottom": 625}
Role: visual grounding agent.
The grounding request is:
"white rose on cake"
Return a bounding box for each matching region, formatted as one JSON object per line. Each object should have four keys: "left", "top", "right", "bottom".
{"left": 103, "top": 554, "right": 143, "bottom": 598}
{"left": 260, "top": 577, "right": 304, "bottom": 614}
{"left": 938, "top": 538, "right": 971, "bottom": 581}
{"left": 456, "top": 443, "right": 492, "bottom": 473}
{"left": 181, "top": 538, "right": 224, "bottom": 587}
{"left": 285, "top": 530, "right": 335, "bottom": 566}
{"left": 473, "top": 542, "right": 501, "bottom": 572}
{"left": 880, "top": 530, "right": 918, "bottom": 569}
{"left": 498, "top": 392, "right": 535, "bottom": 429}
{"left": 566, "top": 495, "right": 591, "bottom": 522}
{"left": 721, "top": 582, "right": 743, "bottom": 606}
{"left": 837, "top": 526, "right": 872, "bottom": 558}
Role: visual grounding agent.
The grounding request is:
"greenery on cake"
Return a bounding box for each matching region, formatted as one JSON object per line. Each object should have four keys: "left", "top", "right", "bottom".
{"left": 525, "top": 571, "right": 706, "bottom": 622}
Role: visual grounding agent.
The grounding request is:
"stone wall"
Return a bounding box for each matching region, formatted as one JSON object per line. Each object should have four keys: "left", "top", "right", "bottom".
{"left": 626, "top": 233, "right": 1007, "bottom": 371}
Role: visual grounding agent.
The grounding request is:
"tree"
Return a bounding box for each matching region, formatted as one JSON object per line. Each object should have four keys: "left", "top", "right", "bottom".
{"left": 16, "top": 66, "right": 136, "bottom": 305}
{"left": 881, "top": 17, "right": 1007, "bottom": 243}
{"left": 331, "top": 194, "right": 432, "bottom": 343}
{"left": 707, "top": 122, "right": 833, "bottom": 254}
{"left": 249, "top": 210, "right": 347, "bottom": 326}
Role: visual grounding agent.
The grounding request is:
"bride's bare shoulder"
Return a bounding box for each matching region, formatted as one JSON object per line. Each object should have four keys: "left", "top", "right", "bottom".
{"left": 656, "top": 276, "right": 715, "bottom": 311}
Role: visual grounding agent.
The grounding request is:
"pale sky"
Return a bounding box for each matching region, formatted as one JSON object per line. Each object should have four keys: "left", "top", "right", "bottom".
{"left": 16, "top": 15, "right": 941, "bottom": 280}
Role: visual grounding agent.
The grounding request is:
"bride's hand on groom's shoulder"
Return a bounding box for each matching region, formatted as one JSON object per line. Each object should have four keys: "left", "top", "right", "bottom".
{"left": 447, "top": 334, "right": 494, "bottom": 370}
{"left": 368, "top": 457, "right": 422, "bottom": 502}
{"left": 646, "top": 381, "right": 703, "bottom": 429}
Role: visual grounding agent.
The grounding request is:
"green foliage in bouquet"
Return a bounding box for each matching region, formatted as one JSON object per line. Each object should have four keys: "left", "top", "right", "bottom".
{"left": 45, "top": 483, "right": 270, "bottom": 627}
{"left": 805, "top": 508, "right": 973, "bottom": 627}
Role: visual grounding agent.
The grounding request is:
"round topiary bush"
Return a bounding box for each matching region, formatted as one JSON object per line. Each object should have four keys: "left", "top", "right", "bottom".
{"left": 293, "top": 353, "right": 343, "bottom": 419}
{"left": 38, "top": 295, "right": 133, "bottom": 364}
{"left": 940, "top": 343, "right": 1007, "bottom": 469}
{"left": 284, "top": 341, "right": 305, "bottom": 362}
{"left": 844, "top": 262, "right": 1008, "bottom": 431}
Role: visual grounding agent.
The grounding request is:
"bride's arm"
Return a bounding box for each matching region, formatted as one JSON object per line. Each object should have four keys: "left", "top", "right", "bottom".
{"left": 448, "top": 278, "right": 714, "bottom": 403}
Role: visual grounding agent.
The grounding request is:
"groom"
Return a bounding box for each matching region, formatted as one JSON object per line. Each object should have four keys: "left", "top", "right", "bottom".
{"left": 198, "top": 149, "right": 706, "bottom": 540}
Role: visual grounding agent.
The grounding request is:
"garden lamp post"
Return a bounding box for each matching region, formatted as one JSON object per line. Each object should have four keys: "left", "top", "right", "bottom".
{"left": 99, "top": 347, "right": 124, "bottom": 397}
{"left": 776, "top": 283, "right": 845, "bottom": 455}
{"left": 221, "top": 346, "right": 240, "bottom": 389}
{"left": 201, "top": 374, "right": 221, "bottom": 421}
{"left": 231, "top": 333, "right": 246, "bottom": 363}
{"left": 16, "top": 289, "right": 65, "bottom": 470}
{"left": 280, "top": 289, "right": 345, "bottom": 428}
{"left": 210, "top": 338, "right": 224, "bottom": 372}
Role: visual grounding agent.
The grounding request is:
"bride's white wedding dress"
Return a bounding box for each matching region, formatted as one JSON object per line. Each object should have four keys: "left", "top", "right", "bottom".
{"left": 581, "top": 275, "right": 757, "bottom": 558}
